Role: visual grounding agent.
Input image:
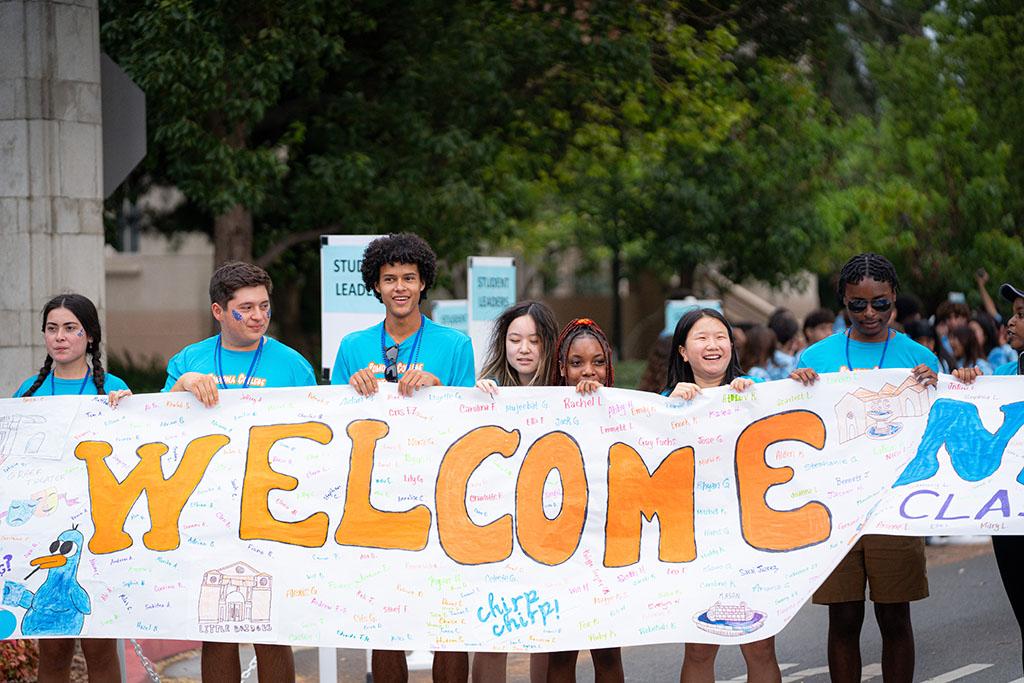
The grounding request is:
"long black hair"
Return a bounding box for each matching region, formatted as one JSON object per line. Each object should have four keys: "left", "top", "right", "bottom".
{"left": 664, "top": 308, "right": 741, "bottom": 392}
{"left": 478, "top": 300, "right": 559, "bottom": 387}
{"left": 22, "top": 294, "right": 106, "bottom": 397}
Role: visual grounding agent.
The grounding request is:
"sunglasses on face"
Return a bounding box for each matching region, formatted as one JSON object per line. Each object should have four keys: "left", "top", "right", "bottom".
{"left": 384, "top": 344, "right": 399, "bottom": 382}
{"left": 846, "top": 297, "right": 893, "bottom": 314}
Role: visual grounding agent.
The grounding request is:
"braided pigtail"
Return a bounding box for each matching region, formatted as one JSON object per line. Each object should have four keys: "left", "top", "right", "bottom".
{"left": 22, "top": 356, "right": 54, "bottom": 397}
{"left": 90, "top": 341, "right": 106, "bottom": 394}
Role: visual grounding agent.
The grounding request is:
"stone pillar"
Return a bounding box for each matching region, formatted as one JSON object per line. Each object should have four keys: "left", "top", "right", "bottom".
{"left": 0, "top": 0, "right": 105, "bottom": 393}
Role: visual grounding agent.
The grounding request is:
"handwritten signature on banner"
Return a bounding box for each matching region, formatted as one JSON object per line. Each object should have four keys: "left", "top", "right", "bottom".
{"left": 0, "top": 372, "right": 1022, "bottom": 650}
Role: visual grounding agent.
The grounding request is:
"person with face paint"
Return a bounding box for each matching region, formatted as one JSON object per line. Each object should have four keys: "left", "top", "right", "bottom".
{"left": 790, "top": 253, "right": 938, "bottom": 683}
{"left": 164, "top": 261, "right": 316, "bottom": 404}
{"left": 13, "top": 293, "right": 129, "bottom": 683}
{"left": 659, "top": 308, "right": 777, "bottom": 683}
{"left": 472, "top": 300, "right": 558, "bottom": 683}
{"left": 546, "top": 318, "right": 624, "bottom": 683}
{"left": 162, "top": 261, "right": 315, "bottom": 683}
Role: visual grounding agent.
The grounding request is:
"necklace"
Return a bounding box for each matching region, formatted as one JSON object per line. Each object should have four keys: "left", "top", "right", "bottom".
{"left": 50, "top": 368, "right": 92, "bottom": 396}
{"left": 845, "top": 328, "right": 892, "bottom": 370}
{"left": 215, "top": 336, "right": 265, "bottom": 389}
{"left": 380, "top": 315, "right": 426, "bottom": 379}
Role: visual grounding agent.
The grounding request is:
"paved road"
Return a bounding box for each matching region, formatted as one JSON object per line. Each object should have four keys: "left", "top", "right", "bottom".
{"left": 149, "top": 543, "right": 1020, "bottom": 682}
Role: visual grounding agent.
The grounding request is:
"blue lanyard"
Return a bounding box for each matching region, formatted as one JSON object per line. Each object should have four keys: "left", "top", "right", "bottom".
{"left": 50, "top": 368, "right": 92, "bottom": 396}
{"left": 380, "top": 315, "right": 425, "bottom": 377}
{"left": 845, "top": 329, "right": 891, "bottom": 370}
{"left": 215, "top": 336, "right": 264, "bottom": 389}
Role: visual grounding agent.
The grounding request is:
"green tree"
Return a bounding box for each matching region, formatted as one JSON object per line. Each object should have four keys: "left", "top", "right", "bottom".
{"left": 100, "top": 0, "right": 347, "bottom": 266}
{"left": 813, "top": 14, "right": 1022, "bottom": 310}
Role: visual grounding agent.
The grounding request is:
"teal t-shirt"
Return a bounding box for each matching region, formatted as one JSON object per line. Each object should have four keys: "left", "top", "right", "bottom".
{"left": 331, "top": 316, "right": 475, "bottom": 387}
{"left": 995, "top": 360, "right": 1019, "bottom": 376}
{"left": 162, "top": 335, "right": 316, "bottom": 391}
{"left": 14, "top": 371, "right": 129, "bottom": 397}
{"left": 797, "top": 331, "right": 939, "bottom": 373}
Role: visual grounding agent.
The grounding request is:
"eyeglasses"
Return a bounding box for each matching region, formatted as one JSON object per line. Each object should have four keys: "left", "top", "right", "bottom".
{"left": 384, "top": 344, "right": 399, "bottom": 382}
{"left": 846, "top": 297, "right": 893, "bottom": 314}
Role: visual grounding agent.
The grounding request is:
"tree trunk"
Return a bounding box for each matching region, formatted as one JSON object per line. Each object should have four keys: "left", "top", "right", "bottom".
{"left": 214, "top": 204, "right": 254, "bottom": 267}
{"left": 611, "top": 246, "right": 623, "bottom": 360}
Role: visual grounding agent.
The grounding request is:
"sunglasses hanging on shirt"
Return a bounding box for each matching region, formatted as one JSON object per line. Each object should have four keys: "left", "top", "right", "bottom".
{"left": 383, "top": 344, "right": 400, "bottom": 382}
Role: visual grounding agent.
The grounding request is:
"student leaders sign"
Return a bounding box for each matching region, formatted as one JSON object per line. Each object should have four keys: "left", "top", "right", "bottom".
{"left": 1, "top": 370, "right": 1021, "bottom": 650}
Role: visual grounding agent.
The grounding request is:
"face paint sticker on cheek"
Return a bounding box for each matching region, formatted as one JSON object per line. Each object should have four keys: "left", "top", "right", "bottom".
{"left": 266, "top": 308, "right": 271, "bottom": 320}
{"left": 232, "top": 310, "right": 244, "bottom": 322}
{"left": 76, "top": 330, "right": 84, "bottom": 337}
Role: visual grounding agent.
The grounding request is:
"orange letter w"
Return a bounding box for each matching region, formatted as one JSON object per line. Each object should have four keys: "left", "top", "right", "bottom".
{"left": 74, "top": 435, "right": 229, "bottom": 554}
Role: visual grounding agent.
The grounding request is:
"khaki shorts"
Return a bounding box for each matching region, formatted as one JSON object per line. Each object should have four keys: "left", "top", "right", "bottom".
{"left": 812, "top": 534, "right": 928, "bottom": 604}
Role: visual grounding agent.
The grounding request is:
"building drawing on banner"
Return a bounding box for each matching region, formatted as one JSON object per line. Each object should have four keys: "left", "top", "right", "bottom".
{"left": 835, "top": 377, "right": 931, "bottom": 443}
{"left": 693, "top": 601, "right": 767, "bottom": 637}
{"left": 0, "top": 415, "right": 49, "bottom": 467}
{"left": 198, "top": 562, "right": 273, "bottom": 624}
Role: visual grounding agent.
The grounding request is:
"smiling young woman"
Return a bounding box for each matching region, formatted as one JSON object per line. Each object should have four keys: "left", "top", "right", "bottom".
{"left": 658, "top": 308, "right": 778, "bottom": 683}
{"left": 13, "top": 293, "right": 130, "bottom": 683}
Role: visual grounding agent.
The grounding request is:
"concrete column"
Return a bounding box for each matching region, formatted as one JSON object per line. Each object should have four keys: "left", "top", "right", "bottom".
{"left": 0, "top": 0, "right": 105, "bottom": 393}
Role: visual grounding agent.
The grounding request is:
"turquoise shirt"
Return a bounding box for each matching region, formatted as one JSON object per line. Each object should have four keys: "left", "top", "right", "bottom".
{"left": 797, "top": 331, "right": 939, "bottom": 373}
{"left": 331, "top": 316, "right": 475, "bottom": 387}
{"left": 995, "top": 360, "right": 1019, "bottom": 376}
{"left": 162, "top": 335, "right": 316, "bottom": 391}
{"left": 14, "top": 371, "right": 129, "bottom": 397}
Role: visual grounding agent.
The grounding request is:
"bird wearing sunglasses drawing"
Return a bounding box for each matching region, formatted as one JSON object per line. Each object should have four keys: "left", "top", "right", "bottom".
{"left": 1, "top": 526, "right": 91, "bottom": 636}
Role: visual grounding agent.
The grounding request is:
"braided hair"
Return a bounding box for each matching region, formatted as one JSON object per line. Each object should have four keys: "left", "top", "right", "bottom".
{"left": 549, "top": 318, "right": 615, "bottom": 388}
{"left": 836, "top": 253, "right": 900, "bottom": 304}
{"left": 22, "top": 294, "right": 106, "bottom": 397}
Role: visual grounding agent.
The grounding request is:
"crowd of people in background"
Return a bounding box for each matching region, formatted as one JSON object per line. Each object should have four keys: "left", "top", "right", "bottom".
{"left": 9, "top": 235, "right": 1024, "bottom": 683}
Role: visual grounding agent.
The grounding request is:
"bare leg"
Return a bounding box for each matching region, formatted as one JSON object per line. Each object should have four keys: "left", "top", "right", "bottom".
{"left": 80, "top": 638, "right": 122, "bottom": 683}
{"left": 827, "top": 601, "right": 866, "bottom": 683}
{"left": 590, "top": 648, "right": 624, "bottom": 683}
{"left": 874, "top": 602, "right": 914, "bottom": 683}
{"left": 372, "top": 650, "right": 409, "bottom": 683}
{"left": 530, "top": 652, "right": 549, "bottom": 683}
{"left": 472, "top": 652, "right": 507, "bottom": 682}
{"left": 547, "top": 650, "right": 579, "bottom": 682}
{"left": 254, "top": 643, "right": 295, "bottom": 683}
{"left": 202, "top": 641, "right": 241, "bottom": 682}
{"left": 36, "top": 639, "right": 76, "bottom": 683}
{"left": 433, "top": 651, "right": 469, "bottom": 683}
{"left": 738, "top": 638, "right": 781, "bottom": 683}
{"left": 680, "top": 643, "right": 719, "bottom": 683}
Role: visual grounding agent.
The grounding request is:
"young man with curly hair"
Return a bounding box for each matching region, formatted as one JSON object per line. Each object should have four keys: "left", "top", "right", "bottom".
{"left": 331, "top": 232, "right": 474, "bottom": 394}
{"left": 331, "top": 233, "right": 474, "bottom": 682}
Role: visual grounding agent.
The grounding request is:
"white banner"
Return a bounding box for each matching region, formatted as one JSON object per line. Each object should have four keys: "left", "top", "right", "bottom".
{"left": 1, "top": 371, "right": 1022, "bottom": 650}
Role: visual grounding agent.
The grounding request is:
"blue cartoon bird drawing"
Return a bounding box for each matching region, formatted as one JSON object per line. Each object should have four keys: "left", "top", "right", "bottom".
{"left": 2, "top": 528, "right": 91, "bottom": 636}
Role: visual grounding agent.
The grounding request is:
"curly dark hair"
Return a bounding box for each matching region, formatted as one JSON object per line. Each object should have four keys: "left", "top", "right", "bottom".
{"left": 361, "top": 233, "right": 437, "bottom": 302}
